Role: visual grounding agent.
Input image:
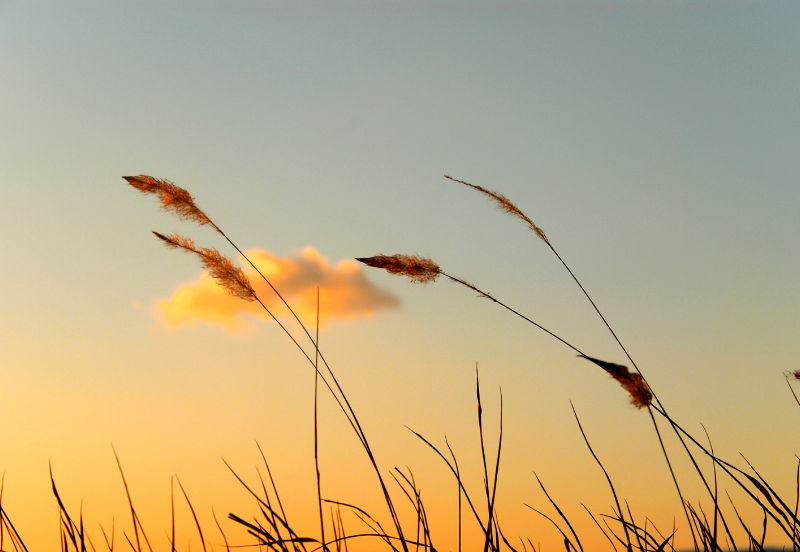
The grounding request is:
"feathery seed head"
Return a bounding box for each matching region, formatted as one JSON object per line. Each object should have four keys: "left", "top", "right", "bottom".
{"left": 124, "top": 175, "right": 213, "bottom": 227}
{"left": 356, "top": 254, "right": 441, "bottom": 284}
{"left": 444, "top": 175, "right": 549, "bottom": 245}
{"left": 578, "top": 355, "right": 652, "bottom": 409}
{"left": 196, "top": 247, "right": 256, "bottom": 301}
{"left": 153, "top": 231, "right": 196, "bottom": 252}
{"left": 152, "top": 231, "right": 255, "bottom": 302}
{"left": 618, "top": 373, "right": 652, "bottom": 410}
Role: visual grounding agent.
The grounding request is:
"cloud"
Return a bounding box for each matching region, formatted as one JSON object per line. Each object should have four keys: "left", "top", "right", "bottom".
{"left": 156, "top": 247, "right": 400, "bottom": 333}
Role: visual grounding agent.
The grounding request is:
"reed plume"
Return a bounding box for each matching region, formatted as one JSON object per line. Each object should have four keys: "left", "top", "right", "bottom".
{"left": 355, "top": 254, "right": 441, "bottom": 284}
{"left": 355, "top": 255, "right": 483, "bottom": 296}
{"left": 124, "top": 175, "right": 214, "bottom": 228}
{"left": 444, "top": 175, "right": 549, "bottom": 245}
{"left": 578, "top": 355, "right": 652, "bottom": 409}
{"left": 152, "top": 231, "right": 256, "bottom": 302}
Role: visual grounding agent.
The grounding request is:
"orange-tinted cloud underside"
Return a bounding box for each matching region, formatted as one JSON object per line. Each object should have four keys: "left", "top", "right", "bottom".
{"left": 157, "top": 247, "right": 399, "bottom": 332}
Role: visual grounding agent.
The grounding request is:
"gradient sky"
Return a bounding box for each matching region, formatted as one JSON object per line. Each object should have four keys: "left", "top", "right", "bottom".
{"left": 2, "top": 1, "right": 799, "bottom": 550}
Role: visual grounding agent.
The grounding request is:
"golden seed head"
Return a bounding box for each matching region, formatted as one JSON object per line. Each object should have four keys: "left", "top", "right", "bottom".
{"left": 124, "top": 175, "right": 213, "bottom": 227}
{"left": 152, "top": 231, "right": 255, "bottom": 302}
{"left": 153, "top": 231, "right": 196, "bottom": 252}
{"left": 579, "top": 355, "right": 652, "bottom": 409}
{"left": 618, "top": 373, "right": 653, "bottom": 409}
{"left": 445, "top": 175, "right": 549, "bottom": 245}
{"left": 356, "top": 254, "right": 441, "bottom": 284}
{"left": 196, "top": 247, "right": 256, "bottom": 302}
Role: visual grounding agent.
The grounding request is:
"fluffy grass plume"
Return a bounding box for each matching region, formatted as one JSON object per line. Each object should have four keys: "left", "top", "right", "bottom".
{"left": 153, "top": 231, "right": 256, "bottom": 302}
{"left": 444, "top": 174, "right": 549, "bottom": 245}
{"left": 355, "top": 254, "right": 441, "bottom": 284}
{"left": 578, "top": 354, "right": 653, "bottom": 409}
{"left": 124, "top": 175, "right": 214, "bottom": 227}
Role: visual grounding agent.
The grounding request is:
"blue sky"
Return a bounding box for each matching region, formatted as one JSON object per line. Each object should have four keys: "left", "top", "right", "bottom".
{"left": 1, "top": 1, "right": 799, "bottom": 550}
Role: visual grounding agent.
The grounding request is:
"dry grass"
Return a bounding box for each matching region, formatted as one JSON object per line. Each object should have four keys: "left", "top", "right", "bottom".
{"left": 443, "top": 175, "right": 549, "bottom": 246}
{"left": 2, "top": 174, "right": 796, "bottom": 552}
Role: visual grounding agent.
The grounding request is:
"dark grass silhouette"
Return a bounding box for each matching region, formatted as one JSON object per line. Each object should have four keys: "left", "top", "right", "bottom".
{"left": 2, "top": 175, "right": 797, "bottom": 552}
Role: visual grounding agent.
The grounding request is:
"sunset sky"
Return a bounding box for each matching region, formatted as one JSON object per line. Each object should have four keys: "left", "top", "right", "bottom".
{"left": 1, "top": 1, "right": 799, "bottom": 550}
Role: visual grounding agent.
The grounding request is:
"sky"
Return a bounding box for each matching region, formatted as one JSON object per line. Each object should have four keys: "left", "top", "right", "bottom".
{"left": 1, "top": 1, "right": 799, "bottom": 550}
